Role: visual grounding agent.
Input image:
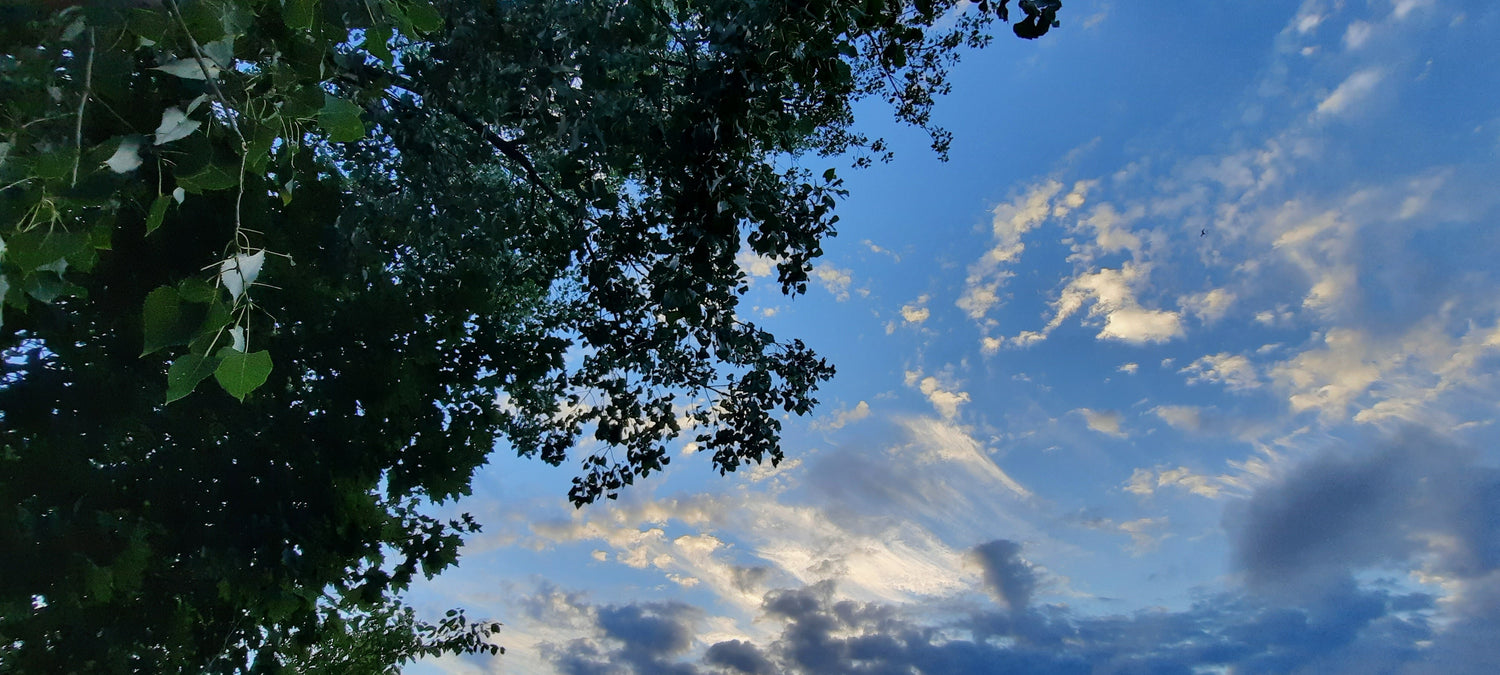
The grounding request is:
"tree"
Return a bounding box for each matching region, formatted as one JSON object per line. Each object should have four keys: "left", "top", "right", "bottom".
{"left": 0, "top": 0, "right": 1053, "bottom": 670}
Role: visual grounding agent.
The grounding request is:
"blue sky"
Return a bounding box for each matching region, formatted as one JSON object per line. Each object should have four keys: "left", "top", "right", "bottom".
{"left": 408, "top": 1, "right": 1500, "bottom": 672}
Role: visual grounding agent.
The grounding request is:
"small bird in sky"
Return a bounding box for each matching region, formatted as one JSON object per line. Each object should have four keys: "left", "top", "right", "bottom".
{"left": 1201, "top": 229, "right": 1208, "bottom": 237}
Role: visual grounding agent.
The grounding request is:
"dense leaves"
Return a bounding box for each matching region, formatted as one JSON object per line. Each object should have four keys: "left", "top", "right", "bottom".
{"left": 0, "top": 0, "right": 1054, "bottom": 671}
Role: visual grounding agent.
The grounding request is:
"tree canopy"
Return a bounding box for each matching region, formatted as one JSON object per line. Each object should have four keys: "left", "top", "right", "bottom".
{"left": 0, "top": 0, "right": 1056, "bottom": 670}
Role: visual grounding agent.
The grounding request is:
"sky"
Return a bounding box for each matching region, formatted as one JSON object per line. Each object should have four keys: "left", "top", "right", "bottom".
{"left": 407, "top": 1, "right": 1500, "bottom": 672}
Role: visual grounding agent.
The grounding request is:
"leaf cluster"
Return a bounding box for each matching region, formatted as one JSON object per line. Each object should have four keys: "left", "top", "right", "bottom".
{"left": 0, "top": 0, "right": 1041, "bottom": 670}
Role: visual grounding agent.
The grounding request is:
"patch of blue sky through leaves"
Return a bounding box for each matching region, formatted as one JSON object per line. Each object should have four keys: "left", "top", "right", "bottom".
{"left": 408, "top": 1, "right": 1500, "bottom": 673}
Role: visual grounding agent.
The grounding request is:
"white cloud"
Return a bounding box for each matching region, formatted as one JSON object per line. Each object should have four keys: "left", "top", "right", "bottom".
{"left": 1391, "top": 0, "right": 1433, "bottom": 21}
{"left": 814, "top": 265, "right": 853, "bottom": 301}
{"left": 917, "top": 376, "right": 970, "bottom": 420}
{"left": 1045, "top": 264, "right": 1184, "bottom": 344}
{"left": 1269, "top": 329, "right": 1383, "bottom": 420}
{"left": 1117, "top": 362, "right": 1139, "bottom": 375}
{"left": 736, "top": 249, "right": 778, "bottom": 278}
{"left": 815, "top": 401, "right": 870, "bottom": 431}
{"left": 1270, "top": 319, "right": 1500, "bottom": 425}
{"left": 1053, "top": 179, "right": 1096, "bottom": 218}
{"left": 863, "top": 239, "right": 901, "bottom": 262}
{"left": 1125, "top": 466, "right": 1230, "bottom": 499}
{"left": 1078, "top": 408, "right": 1126, "bottom": 438}
{"left": 1316, "top": 68, "right": 1384, "bottom": 117}
{"left": 958, "top": 180, "right": 1066, "bottom": 319}
{"left": 1295, "top": 10, "right": 1324, "bottom": 34}
{"left": 1070, "top": 201, "right": 1144, "bottom": 264}
{"left": 1343, "top": 20, "right": 1374, "bottom": 49}
{"left": 1099, "top": 307, "right": 1184, "bottom": 343}
{"left": 900, "top": 416, "right": 1032, "bottom": 500}
{"left": 1179, "top": 288, "right": 1237, "bottom": 323}
{"left": 1119, "top": 517, "right": 1169, "bottom": 554}
{"left": 900, "top": 295, "right": 930, "bottom": 324}
{"left": 1124, "top": 468, "right": 1156, "bottom": 496}
{"left": 1152, "top": 405, "right": 1202, "bottom": 432}
{"left": 1181, "top": 353, "right": 1261, "bottom": 391}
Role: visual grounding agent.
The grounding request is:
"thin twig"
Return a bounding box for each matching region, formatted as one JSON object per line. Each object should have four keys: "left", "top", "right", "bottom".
{"left": 71, "top": 29, "right": 94, "bottom": 186}
{"left": 164, "top": 0, "right": 242, "bottom": 139}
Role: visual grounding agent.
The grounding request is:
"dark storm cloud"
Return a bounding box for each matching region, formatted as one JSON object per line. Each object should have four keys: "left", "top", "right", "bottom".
{"left": 536, "top": 596, "right": 704, "bottom": 675}
{"left": 532, "top": 431, "right": 1495, "bottom": 674}
{"left": 709, "top": 531, "right": 1442, "bottom": 675}
{"left": 1229, "top": 428, "right": 1500, "bottom": 591}
{"left": 704, "top": 640, "right": 775, "bottom": 675}
{"left": 971, "top": 539, "right": 1037, "bottom": 611}
{"left": 596, "top": 602, "right": 698, "bottom": 658}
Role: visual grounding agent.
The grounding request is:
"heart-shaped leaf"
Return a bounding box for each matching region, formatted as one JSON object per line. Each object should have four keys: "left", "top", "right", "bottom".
{"left": 214, "top": 349, "right": 272, "bottom": 401}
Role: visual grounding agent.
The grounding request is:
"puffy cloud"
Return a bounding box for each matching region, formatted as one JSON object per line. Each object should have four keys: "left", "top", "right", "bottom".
{"left": 735, "top": 250, "right": 778, "bottom": 278}
{"left": 1117, "top": 362, "right": 1139, "bottom": 375}
{"left": 703, "top": 639, "right": 774, "bottom": 674}
{"left": 532, "top": 597, "right": 705, "bottom": 675}
{"left": 813, "top": 400, "right": 870, "bottom": 431}
{"left": 1268, "top": 319, "right": 1500, "bottom": 426}
{"left": 1070, "top": 201, "right": 1144, "bottom": 263}
{"left": 899, "top": 295, "right": 930, "bottom": 324}
{"left": 1017, "top": 263, "right": 1184, "bottom": 346}
{"left": 907, "top": 371, "right": 970, "bottom": 420}
{"left": 1098, "top": 307, "right": 1183, "bottom": 343}
{"left": 813, "top": 265, "right": 853, "bottom": 301}
{"left": 1270, "top": 329, "right": 1383, "bottom": 419}
{"left": 1078, "top": 408, "right": 1126, "bottom": 438}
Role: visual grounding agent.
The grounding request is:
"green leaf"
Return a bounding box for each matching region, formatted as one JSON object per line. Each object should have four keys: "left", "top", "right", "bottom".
{"left": 245, "top": 125, "right": 279, "bottom": 174}
{"left": 284, "top": 0, "right": 318, "bottom": 31}
{"left": 145, "top": 194, "right": 171, "bottom": 235}
{"left": 407, "top": 1, "right": 444, "bottom": 33}
{"left": 141, "top": 286, "right": 187, "bottom": 355}
{"left": 176, "top": 163, "right": 239, "bottom": 193}
{"left": 188, "top": 300, "right": 234, "bottom": 354}
{"left": 214, "top": 349, "right": 273, "bottom": 401}
{"left": 127, "top": 7, "right": 171, "bottom": 44}
{"left": 165, "top": 353, "right": 220, "bottom": 404}
{"left": 22, "top": 272, "right": 81, "bottom": 303}
{"left": 365, "top": 24, "right": 394, "bottom": 66}
{"left": 34, "top": 149, "right": 74, "bottom": 181}
{"left": 6, "top": 229, "right": 88, "bottom": 273}
{"left": 84, "top": 565, "right": 114, "bottom": 604}
{"left": 178, "top": 277, "right": 218, "bottom": 303}
{"left": 89, "top": 217, "right": 114, "bottom": 250}
{"left": 319, "top": 95, "right": 366, "bottom": 143}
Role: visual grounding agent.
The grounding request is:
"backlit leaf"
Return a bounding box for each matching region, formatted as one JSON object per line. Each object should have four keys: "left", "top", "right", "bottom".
{"left": 214, "top": 349, "right": 272, "bottom": 401}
